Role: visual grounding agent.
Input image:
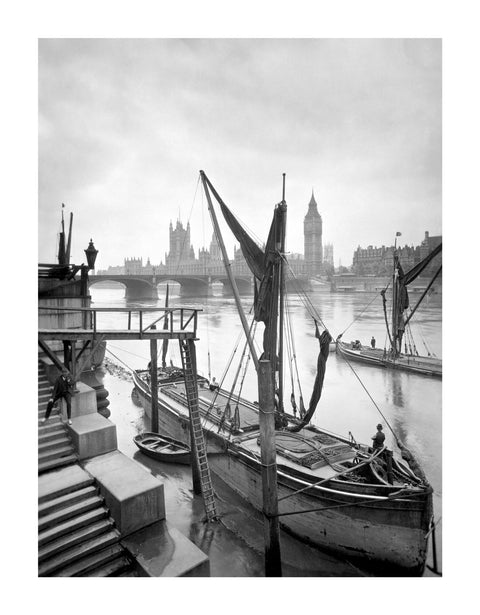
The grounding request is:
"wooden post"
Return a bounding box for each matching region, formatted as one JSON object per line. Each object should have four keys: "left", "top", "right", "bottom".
{"left": 150, "top": 329, "right": 159, "bottom": 432}
{"left": 258, "top": 359, "right": 282, "bottom": 576}
{"left": 63, "top": 340, "right": 70, "bottom": 371}
{"left": 71, "top": 341, "right": 78, "bottom": 391}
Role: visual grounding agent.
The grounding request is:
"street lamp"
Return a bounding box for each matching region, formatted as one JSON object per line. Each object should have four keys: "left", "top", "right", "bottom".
{"left": 84, "top": 239, "right": 98, "bottom": 271}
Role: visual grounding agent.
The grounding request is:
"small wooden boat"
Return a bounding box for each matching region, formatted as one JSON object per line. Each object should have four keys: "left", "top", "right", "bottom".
{"left": 134, "top": 432, "right": 191, "bottom": 464}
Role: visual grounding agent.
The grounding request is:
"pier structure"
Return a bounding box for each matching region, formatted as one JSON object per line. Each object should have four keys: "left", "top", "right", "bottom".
{"left": 39, "top": 269, "right": 211, "bottom": 576}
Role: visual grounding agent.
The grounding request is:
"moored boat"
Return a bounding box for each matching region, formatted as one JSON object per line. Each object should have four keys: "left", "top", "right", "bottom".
{"left": 337, "top": 237, "right": 442, "bottom": 378}
{"left": 131, "top": 171, "right": 435, "bottom": 575}
{"left": 134, "top": 431, "right": 191, "bottom": 464}
{"left": 336, "top": 340, "right": 442, "bottom": 377}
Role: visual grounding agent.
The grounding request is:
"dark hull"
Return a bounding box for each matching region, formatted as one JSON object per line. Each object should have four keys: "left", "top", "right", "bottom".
{"left": 337, "top": 341, "right": 442, "bottom": 378}
{"left": 133, "top": 369, "right": 433, "bottom": 575}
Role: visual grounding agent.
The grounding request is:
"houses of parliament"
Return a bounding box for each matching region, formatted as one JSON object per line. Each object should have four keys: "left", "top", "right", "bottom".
{"left": 98, "top": 193, "right": 333, "bottom": 279}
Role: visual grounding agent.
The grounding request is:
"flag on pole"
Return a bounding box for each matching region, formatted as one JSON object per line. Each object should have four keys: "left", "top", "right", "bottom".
{"left": 396, "top": 231, "right": 402, "bottom": 236}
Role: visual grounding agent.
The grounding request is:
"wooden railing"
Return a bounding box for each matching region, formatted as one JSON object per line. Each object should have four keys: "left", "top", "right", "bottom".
{"left": 38, "top": 306, "right": 201, "bottom": 338}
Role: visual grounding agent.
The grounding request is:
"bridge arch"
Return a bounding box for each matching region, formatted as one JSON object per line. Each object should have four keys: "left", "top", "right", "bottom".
{"left": 89, "top": 276, "right": 158, "bottom": 300}
{"left": 211, "top": 276, "right": 252, "bottom": 295}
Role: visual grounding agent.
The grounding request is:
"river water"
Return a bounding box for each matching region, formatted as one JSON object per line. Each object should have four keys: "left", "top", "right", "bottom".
{"left": 90, "top": 283, "right": 442, "bottom": 577}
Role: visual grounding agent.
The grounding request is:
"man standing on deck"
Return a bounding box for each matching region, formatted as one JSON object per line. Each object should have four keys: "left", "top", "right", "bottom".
{"left": 42, "top": 368, "right": 74, "bottom": 425}
{"left": 371, "top": 336, "right": 376, "bottom": 348}
{"left": 371, "top": 424, "right": 385, "bottom": 451}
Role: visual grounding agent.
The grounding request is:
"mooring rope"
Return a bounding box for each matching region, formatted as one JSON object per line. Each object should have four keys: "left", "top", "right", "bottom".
{"left": 337, "top": 351, "right": 400, "bottom": 446}
{"left": 339, "top": 291, "right": 382, "bottom": 337}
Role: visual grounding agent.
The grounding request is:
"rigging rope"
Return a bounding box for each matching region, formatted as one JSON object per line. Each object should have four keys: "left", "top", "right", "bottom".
{"left": 339, "top": 291, "right": 382, "bottom": 337}
{"left": 200, "top": 305, "right": 256, "bottom": 435}
{"left": 108, "top": 343, "right": 149, "bottom": 362}
{"left": 105, "top": 346, "right": 135, "bottom": 373}
{"left": 172, "top": 175, "right": 201, "bottom": 277}
{"left": 337, "top": 351, "right": 400, "bottom": 447}
{"left": 281, "top": 256, "right": 327, "bottom": 329}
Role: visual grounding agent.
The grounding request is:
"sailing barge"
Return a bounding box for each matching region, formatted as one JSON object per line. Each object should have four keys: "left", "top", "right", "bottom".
{"left": 337, "top": 241, "right": 442, "bottom": 378}
{"left": 132, "top": 172, "right": 434, "bottom": 575}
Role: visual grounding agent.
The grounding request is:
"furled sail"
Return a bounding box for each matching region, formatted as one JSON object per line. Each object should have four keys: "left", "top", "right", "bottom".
{"left": 216, "top": 196, "right": 286, "bottom": 359}
{"left": 211, "top": 178, "right": 331, "bottom": 429}
{"left": 288, "top": 324, "right": 332, "bottom": 432}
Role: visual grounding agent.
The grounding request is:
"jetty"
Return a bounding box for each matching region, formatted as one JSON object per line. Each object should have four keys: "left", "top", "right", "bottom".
{"left": 38, "top": 258, "right": 210, "bottom": 577}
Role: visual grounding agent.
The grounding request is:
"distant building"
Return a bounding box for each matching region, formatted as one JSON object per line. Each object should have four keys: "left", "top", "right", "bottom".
{"left": 124, "top": 257, "right": 143, "bottom": 275}
{"left": 304, "top": 191, "right": 323, "bottom": 277}
{"left": 165, "top": 220, "right": 196, "bottom": 267}
{"left": 100, "top": 193, "right": 335, "bottom": 281}
{"left": 323, "top": 243, "right": 334, "bottom": 267}
{"left": 352, "top": 232, "right": 442, "bottom": 276}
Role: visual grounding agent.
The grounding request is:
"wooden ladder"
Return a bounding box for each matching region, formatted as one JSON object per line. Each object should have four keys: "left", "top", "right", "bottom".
{"left": 179, "top": 339, "right": 218, "bottom": 521}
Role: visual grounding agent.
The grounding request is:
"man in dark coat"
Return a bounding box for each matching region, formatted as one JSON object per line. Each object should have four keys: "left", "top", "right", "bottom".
{"left": 42, "top": 369, "right": 74, "bottom": 425}
{"left": 371, "top": 423, "right": 386, "bottom": 451}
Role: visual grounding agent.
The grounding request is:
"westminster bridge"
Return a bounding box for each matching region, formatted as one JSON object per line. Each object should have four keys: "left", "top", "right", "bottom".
{"left": 88, "top": 272, "right": 255, "bottom": 300}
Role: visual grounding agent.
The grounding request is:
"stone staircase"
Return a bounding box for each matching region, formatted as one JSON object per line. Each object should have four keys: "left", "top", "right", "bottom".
{"left": 38, "top": 465, "right": 134, "bottom": 577}
{"left": 38, "top": 362, "right": 77, "bottom": 474}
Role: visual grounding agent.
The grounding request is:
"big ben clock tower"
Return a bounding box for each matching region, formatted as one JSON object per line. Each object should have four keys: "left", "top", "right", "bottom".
{"left": 304, "top": 191, "right": 323, "bottom": 277}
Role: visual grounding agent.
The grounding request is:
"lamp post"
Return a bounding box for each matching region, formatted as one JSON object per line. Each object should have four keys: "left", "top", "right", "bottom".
{"left": 82, "top": 239, "right": 99, "bottom": 320}
{"left": 84, "top": 239, "right": 99, "bottom": 271}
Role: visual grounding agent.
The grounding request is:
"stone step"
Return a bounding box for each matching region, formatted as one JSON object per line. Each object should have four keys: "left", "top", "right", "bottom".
{"left": 39, "top": 495, "right": 104, "bottom": 532}
{"left": 84, "top": 555, "right": 132, "bottom": 577}
{"left": 38, "top": 453, "right": 78, "bottom": 475}
{"left": 38, "top": 427, "right": 66, "bottom": 444}
{"left": 39, "top": 530, "right": 121, "bottom": 577}
{"left": 38, "top": 465, "right": 93, "bottom": 504}
{"left": 38, "top": 486, "right": 98, "bottom": 518}
{"left": 38, "top": 410, "right": 60, "bottom": 421}
{"left": 38, "top": 518, "right": 115, "bottom": 563}
{"left": 38, "top": 436, "right": 71, "bottom": 454}
{"left": 53, "top": 543, "right": 126, "bottom": 578}
{"left": 39, "top": 508, "right": 108, "bottom": 547}
{"left": 38, "top": 444, "right": 75, "bottom": 464}
{"left": 38, "top": 418, "right": 63, "bottom": 432}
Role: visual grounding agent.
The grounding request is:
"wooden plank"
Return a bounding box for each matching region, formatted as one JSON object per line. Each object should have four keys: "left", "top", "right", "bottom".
{"left": 38, "top": 329, "right": 196, "bottom": 341}
{"left": 150, "top": 337, "right": 159, "bottom": 432}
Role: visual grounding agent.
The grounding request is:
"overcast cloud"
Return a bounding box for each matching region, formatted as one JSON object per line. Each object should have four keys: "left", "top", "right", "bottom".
{"left": 38, "top": 38, "right": 441, "bottom": 269}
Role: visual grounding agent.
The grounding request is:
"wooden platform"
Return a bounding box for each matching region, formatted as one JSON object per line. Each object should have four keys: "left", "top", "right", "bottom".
{"left": 38, "top": 328, "right": 196, "bottom": 341}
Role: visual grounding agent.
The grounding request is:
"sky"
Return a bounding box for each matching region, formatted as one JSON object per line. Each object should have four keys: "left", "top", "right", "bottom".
{"left": 38, "top": 38, "right": 441, "bottom": 269}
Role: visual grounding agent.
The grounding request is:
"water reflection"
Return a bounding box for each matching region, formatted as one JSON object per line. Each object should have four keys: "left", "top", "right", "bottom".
{"left": 92, "top": 286, "right": 442, "bottom": 575}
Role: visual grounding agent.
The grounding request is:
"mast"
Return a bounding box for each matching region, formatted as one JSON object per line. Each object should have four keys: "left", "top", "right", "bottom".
{"left": 161, "top": 283, "right": 170, "bottom": 368}
{"left": 65, "top": 212, "right": 73, "bottom": 264}
{"left": 277, "top": 174, "right": 286, "bottom": 414}
{"left": 391, "top": 236, "right": 399, "bottom": 356}
{"left": 58, "top": 205, "right": 67, "bottom": 265}
{"left": 200, "top": 171, "right": 259, "bottom": 371}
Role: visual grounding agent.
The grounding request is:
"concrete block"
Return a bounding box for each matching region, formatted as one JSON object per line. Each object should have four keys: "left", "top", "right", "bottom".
{"left": 60, "top": 382, "right": 97, "bottom": 419}
{"left": 83, "top": 451, "right": 165, "bottom": 536}
{"left": 68, "top": 413, "right": 117, "bottom": 460}
{"left": 121, "top": 520, "right": 210, "bottom": 577}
